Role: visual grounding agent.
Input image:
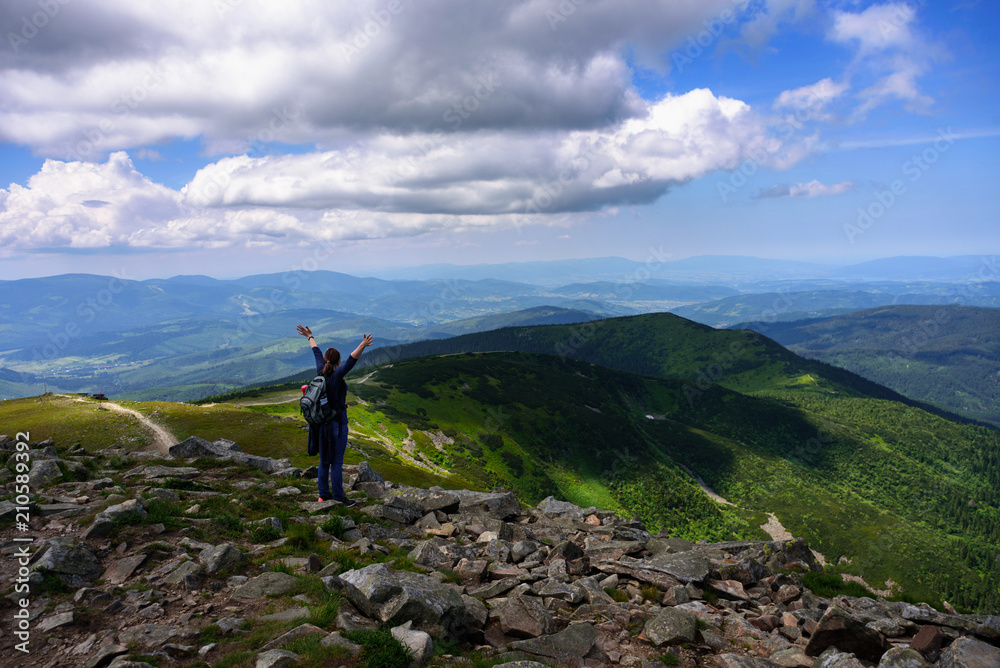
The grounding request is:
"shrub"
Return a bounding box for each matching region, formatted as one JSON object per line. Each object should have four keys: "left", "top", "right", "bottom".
{"left": 343, "top": 628, "right": 413, "bottom": 668}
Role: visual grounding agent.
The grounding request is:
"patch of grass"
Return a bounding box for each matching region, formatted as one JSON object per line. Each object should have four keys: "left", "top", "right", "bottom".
{"left": 802, "top": 571, "right": 873, "bottom": 599}
{"left": 270, "top": 560, "right": 295, "bottom": 575}
{"left": 159, "top": 477, "right": 203, "bottom": 491}
{"left": 284, "top": 522, "right": 320, "bottom": 553}
{"left": 35, "top": 571, "right": 70, "bottom": 595}
{"left": 107, "top": 455, "right": 131, "bottom": 470}
{"left": 657, "top": 653, "right": 680, "bottom": 666}
{"left": 605, "top": 587, "right": 628, "bottom": 603}
{"left": 439, "top": 568, "right": 462, "bottom": 584}
{"left": 641, "top": 585, "right": 661, "bottom": 602}
{"left": 212, "top": 511, "right": 244, "bottom": 538}
{"left": 235, "top": 492, "right": 272, "bottom": 513}
{"left": 249, "top": 523, "right": 282, "bottom": 543}
{"left": 284, "top": 632, "right": 354, "bottom": 667}
{"left": 213, "top": 649, "right": 253, "bottom": 668}
{"left": 306, "top": 593, "right": 342, "bottom": 629}
{"left": 319, "top": 515, "right": 348, "bottom": 540}
{"left": 343, "top": 628, "right": 413, "bottom": 668}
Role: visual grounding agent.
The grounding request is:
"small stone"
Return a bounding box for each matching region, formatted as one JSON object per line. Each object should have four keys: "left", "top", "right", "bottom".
{"left": 200, "top": 543, "right": 244, "bottom": 574}
{"left": 255, "top": 648, "right": 301, "bottom": 668}
{"left": 37, "top": 611, "right": 74, "bottom": 632}
{"left": 908, "top": 625, "right": 943, "bottom": 657}
{"left": 877, "top": 647, "right": 929, "bottom": 668}
{"left": 391, "top": 620, "right": 434, "bottom": 667}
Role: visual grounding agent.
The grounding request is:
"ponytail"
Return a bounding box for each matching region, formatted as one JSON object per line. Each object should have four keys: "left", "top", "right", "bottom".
{"left": 323, "top": 347, "right": 341, "bottom": 375}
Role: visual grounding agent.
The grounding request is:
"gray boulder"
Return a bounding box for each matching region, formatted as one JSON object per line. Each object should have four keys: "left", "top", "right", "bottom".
{"left": 391, "top": 620, "right": 434, "bottom": 667}
{"left": 877, "top": 647, "right": 930, "bottom": 668}
{"left": 96, "top": 498, "right": 146, "bottom": 524}
{"left": 643, "top": 549, "right": 712, "bottom": 583}
{"left": 645, "top": 607, "right": 698, "bottom": 646}
{"left": 32, "top": 538, "right": 102, "bottom": 586}
{"left": 813, "top": 647, "right": 866, "bottom": 668}
{"left": 537, "top": 496, "right": 595, "bottom": 519}
{"left": 232, "top": 572, "right": 301, "bottom": 599}
{"left": 356, "top": 461, "right": 384, "bottom": 483}
{"left": 338, "top": 563, "right": 473, "bottom": 637}
{"left": 384, "top": 487, "right": 460, "bottom": 514}
{"left": 499, "top": 595, "right": 556, "bottom": 638}
{"left": 449, "top": 489, "right": 521, "bottom": 520}
{"left": 408, "top": 537, "right": 475, "bottom": 569}
{"left": 716, "top": 656, "right": 783, "bottom": 668}
{"left": 508, "top": 622, "right": 596, "bottom": 661}
{"left": 254, "top": 649, "right": 301, "bottom": 668}
{"left": 28, "top": 459, "right": 63, "bottom": 488}
{"left": 200, "top": 544, "right": 244, "bottom": 574}
{"left": 938, "top": 636, "right": 1000, "bottom": 668}
{"left": 168, "top": 436, "right": 290, "bottom": 473}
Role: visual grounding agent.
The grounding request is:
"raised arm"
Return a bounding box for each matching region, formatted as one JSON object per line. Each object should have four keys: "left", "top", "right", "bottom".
{"left": 297, "top": 324, "right": 318, "bottom": 349}
{"left": 350, "top": 333, "right": 374, "bottom": 359}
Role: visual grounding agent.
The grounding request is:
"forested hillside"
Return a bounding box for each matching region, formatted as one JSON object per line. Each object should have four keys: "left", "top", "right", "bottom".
{"left": 738, "top": 305, "right": 1000, "bottom": 426}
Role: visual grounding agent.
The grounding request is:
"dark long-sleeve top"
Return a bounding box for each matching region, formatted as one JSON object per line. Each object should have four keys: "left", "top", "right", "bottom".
{"left": 312, "top": 346, "right": 357, "bottom": 424}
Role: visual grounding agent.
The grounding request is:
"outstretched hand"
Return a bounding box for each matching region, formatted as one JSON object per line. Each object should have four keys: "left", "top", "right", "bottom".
{"left": 296, "top": 324, "right": 313, "bottom": 338}
{"left": 360, "top": 333, "right": 374, "bottom": 348}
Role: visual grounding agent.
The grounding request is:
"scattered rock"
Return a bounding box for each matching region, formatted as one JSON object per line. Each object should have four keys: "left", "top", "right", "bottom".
{"left": 805, "top": 604, "right": 890, "bottom": 661}
{"left": 254, "top": 649, "right": 301, "bottom": 668}
{"left": 391, "top": 620, "right": 435, "bottom": 667}
{"left": 339, "top": 562, "right": 473, "bottom": 637}
{"left": 937, "top": 636, "right": 1000, "bottom": 668}
{"left": 645, "top": 607, "right": 698, "bottom": 646}
{"left": 200, "top": 543, "right": 245, "bottom": 574}
{"left": 233, "top": 572, "right": 301, "bottom": 599}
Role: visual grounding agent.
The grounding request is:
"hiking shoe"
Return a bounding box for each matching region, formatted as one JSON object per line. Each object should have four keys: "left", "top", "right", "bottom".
{"left": 341, "top": 498, "right": 357, "bottom": 508}
{"left": 318, "top": 496, "right": 333, "bottom": 502}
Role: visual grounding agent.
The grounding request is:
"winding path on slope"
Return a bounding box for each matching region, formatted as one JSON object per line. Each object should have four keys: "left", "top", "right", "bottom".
{"left": 100, "top": 401, "right": 177, "bottom": 453}
{"left": 65, "top": 395, "right": 177, "bottom": 453}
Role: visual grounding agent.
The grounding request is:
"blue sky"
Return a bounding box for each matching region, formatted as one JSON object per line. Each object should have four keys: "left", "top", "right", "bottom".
{"left": 0, "top": 0, "right": 997, "bottom": 280}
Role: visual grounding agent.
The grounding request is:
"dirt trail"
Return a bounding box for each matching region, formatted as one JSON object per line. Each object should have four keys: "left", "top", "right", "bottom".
{"left": 679, "top": 464, "right": 733, "bottom": 506}
{"left": 760, "top": 512, "right": 829, "bottom": 567}
{"left": 101, "top": 401, "right": 177, "bottom": 453}
{"left": 65, "top": 395, "right": 176, "bottom": 453}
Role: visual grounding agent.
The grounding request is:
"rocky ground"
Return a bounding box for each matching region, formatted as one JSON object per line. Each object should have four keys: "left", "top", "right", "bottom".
{"left": 0, "top": 434, "right": 998, "bottom": 668}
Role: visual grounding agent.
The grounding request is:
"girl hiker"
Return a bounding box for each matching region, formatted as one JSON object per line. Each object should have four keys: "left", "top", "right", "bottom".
{"left": 297, "top": 324, "right": 373, "bottom": 505}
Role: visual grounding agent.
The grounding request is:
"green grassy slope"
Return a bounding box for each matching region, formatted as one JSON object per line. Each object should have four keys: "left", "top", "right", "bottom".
{"left": 355, "top": 312, "right": 930, "bottom": 403}
{"left": 340, "top": 352, "right": 999, "bottom": 612}
{"left": 737, "top": 305, "right": 1000, "bottom": 426}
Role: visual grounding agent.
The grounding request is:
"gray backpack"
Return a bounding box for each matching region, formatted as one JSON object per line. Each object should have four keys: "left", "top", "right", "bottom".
{"left": 300, "top": 375, "right": 338, "bottom": 426}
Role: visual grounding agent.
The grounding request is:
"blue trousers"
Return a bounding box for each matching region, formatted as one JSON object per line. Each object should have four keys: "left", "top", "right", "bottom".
{"left": 317, "top": 420, "right": 348, "bottom": 501}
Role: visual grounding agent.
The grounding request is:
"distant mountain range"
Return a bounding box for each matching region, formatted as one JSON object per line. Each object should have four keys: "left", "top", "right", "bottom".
{"left": 2, "top": 254, "right": 997, "bottom": 401}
